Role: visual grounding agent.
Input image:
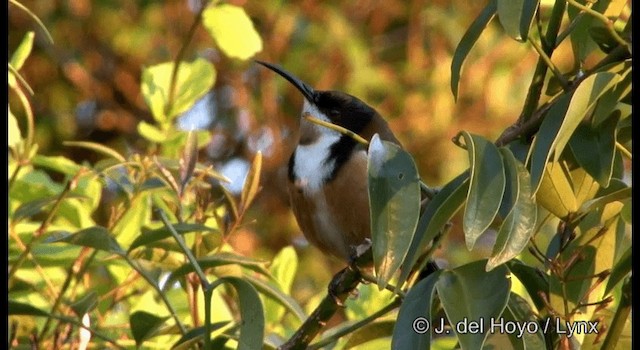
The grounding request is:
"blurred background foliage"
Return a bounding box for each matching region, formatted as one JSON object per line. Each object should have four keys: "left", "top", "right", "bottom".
{"left": 8, "top": 0, "right": 628, "bottom": 324}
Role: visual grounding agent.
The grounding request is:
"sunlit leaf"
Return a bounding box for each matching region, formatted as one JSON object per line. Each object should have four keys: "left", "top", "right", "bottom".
{"left": 112, "top": 192, "right": 151, "bottom": 248}
{"left": 9, "top": 300, "right": 49, "bottom": 316}
{"left": 203, "top": 4, "right": 263, "bottom": 60}
{"left": 536, "top": 161, "right": 577, "bottom": 218}
{"left": 240, "top": 151, "right": 262, "bottom": 212}
{"left": 569, "top": 166, "right": 600, "bottom": 209}
{"left": 32, "top": 155, "right": 83, "bottom": 175}
{"left": 451, "top": 0, "right": 497, "bottom": 100}
{"left": 141, "top": 58, "right": 216, "bottom": 123}
{"left": 458, "top": 131, "right": 506, "bottom": 250}
{"left": 10, "top": 31, "right": 35, "bottom": 70}
{"left": 12, "top": 194, "right": 86, "bottom": 222}
{"left": 164, "top": 253, "right": 271, "bottom": 288}
{"left": 9, "top": 108, "right": 22, "bottom": 148}
{"left": 262, "top": 246, "right": 301, "bottom": 324}
{"left": 436, "top": 260, "right": 511, "bottom": 350}
{"left": 368, "top": 134, "right": 421, "bottom": 289}
{"left": 391, "top": 271, "right": 441, "bottom": 349}
{"left": 578, "top": 186, "right": 631, "bottom": 214}
{"left": 179, "top": 130, "right": 198, "bottom": 194}
{"left": 497, "top": 0, "right": 538, "bottom": 42}
{"left": 138, "top": 121, "right": 167, "bottom": 142}
{"left": 398, "top": 172, "right": 469, "bottom": 289}
{"left": 487, "top": 149, "right": 537, "bottom": 271}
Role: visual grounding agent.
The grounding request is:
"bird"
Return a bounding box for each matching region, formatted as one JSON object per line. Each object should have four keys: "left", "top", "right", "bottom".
{"left": 256, "top": 60, "right": 405, "bottom": 266}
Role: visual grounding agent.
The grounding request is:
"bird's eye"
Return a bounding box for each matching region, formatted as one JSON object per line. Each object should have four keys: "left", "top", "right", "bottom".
{"left": 329, "top": 109, "right": 340, "bottom": 117}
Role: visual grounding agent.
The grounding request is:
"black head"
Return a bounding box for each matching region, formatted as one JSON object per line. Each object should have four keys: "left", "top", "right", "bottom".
{"left": 256, "top": 60, "right": 376, "bottom": 135}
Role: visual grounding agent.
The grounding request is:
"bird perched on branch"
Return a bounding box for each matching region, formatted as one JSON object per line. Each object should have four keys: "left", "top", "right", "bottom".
{"left": 257, "top": 61, "right": 408, "bottom": 266}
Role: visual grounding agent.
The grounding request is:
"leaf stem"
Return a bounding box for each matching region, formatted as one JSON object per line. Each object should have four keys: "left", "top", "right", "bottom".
{"left": 528, "top": 36, "right": 569, "bottom": 90}
{"left": 615, "top": 141, "right": 631, "bottom": 160}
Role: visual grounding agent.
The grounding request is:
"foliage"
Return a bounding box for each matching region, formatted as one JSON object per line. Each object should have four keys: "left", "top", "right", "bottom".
{"left": 8, "top": 0, "right": 631, "bottom": 350}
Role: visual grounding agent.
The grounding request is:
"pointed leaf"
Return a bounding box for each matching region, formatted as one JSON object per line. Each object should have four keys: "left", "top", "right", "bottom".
{"left": 500, "top": 293, "right": 546, "bottom": 349}
{"left": 345, "top": 321, "right": 395, "bottom": 349}
{"left": 69, "top": 291, "right": 98, "bottom": 317}
{"left": 9, "top": 300, "right": 49, "bottom": 316}
{"left": 262, "top": 246, "right": 302, "bottom": 323}
{"left": 138, "top": 121, "right": 167, "bottom": 142}
{"left": 506, "top": 260, "right": 548, "bottom": 312}
{"left": 172, "top": 322, "right": 231, "bottom": 350}
{"left": 368, "top": 134, "right": 421, "bottom": 289}
{"left": 209, "top": 277, "right": 264, "bottom": 350}
{"left": 10, "top": 31, "right": 35, "bottom": 70}
{"left": 605, "top": 247, "right": 631, "bottom": 295}
{"left": 391, "top": 271, "right": 441, "bottom": 350}
{"left": 202, "top": 4, "right": 263, "bottom": 60}
{"left": 240, "top": 151, "right": 262, "bottom": 212}
{"left": 179, "top": 130, "right": 199, "bottom": 194}
{"left": 487, "top": 149, "right": 537, "bottom": 270}
{"left": 578, "top": 186, "right": 630, "bottom": 214}
{"left": 398, "top": 172, "right": 469, "bottom": 288}
{"left": 63, "top": 141, "right": 125, "bottom": 162}
{"left": 130, "top": 311, "right": 171, "bottom": 346}
{"left": 552, "top": 72, "right": 621, "bottom": 163}
{"left": 46, "top": 226, "right": 124, "bottom": 255}
{"left": 141, "top": 58, "right": 216, "bottom": 123}
{"left": 451, "top": 0, "right": 497, "bottom": 99}
{"left": 164, "top": 253, "right": 271, "bottom": 288}
{"left": 536, "top": 161, "right": 578, "bottom": 218}
{"left": 12, "top": 194, "right": 86, "bottom": 221}
{"left": 244, "top": 275, "right": 306, "bottom": 323}
{"left": 32, "top": 155, "right": 83, "bottom": 175}
{"left": 497, "top": 0, "right": 538, "bottom": 42}
{"left": 458, "top": 132, "right": 506, "bottom": 250}
{"left": 569, "top": 115, "right": 619, "bottom": 187}
{"left": 129, "top": 223, "right": 217, "bottom": 252}
{"left": 436, "top": 260, "right": 511, "bottom": 350}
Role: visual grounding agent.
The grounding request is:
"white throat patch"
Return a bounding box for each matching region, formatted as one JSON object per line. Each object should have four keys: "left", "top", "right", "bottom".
{"left": 292, "top": 100, "right": 340, "bottom": 193}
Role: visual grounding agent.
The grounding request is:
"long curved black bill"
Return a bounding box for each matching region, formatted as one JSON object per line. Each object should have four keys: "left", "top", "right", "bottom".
{"left": 256, "top": 60, "right": 316, "bottom": 103}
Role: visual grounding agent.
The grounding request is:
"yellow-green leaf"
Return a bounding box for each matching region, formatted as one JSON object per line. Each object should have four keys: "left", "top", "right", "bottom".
{"left": 203, "top": 4, "right": 263, "bottom": 60}
{"left": 536, "top": 161, "right": 577, "bottom": 218}
{"left": 137, "top": 121, "right": 167, "bottom": 143}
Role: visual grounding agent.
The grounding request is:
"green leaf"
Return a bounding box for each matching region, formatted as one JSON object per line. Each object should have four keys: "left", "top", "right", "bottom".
{"left": 552, "top": 72, "right": 621, "bottom": 164}
{"left": 9, "top": 107, "right": 22, "bottom": 148}
{"left": 570, "top": 166, "right": 600, "bottom": 209}
{"left": 451, "top": 0, "right": 497, "bottom": 100}
{"left": 592, "top": 65, "right": 631, "bottom": 126}
{"left": 495, "top": 293, "right": 545, "bottom": 350}
{"left": 536, "top": 161, "right": 578, "bottom": 218}
{"left": 32, "top": 155, "right": 83, "bottom": 175}
{"left": 12, "top": 194, "right": 86, "bottom": 222}
{"left": 578, "top": 186, "right": 630, "bottom": 214}
{"left": 605, "top": 247, "right": 630, "bottom": 295}
{"left": 367, "top": 135, "right": 421, "bottom": 289}
{"left": 69, "top": 291, "right": 98, "bottom": 317}
{"left": 486, "top": 149, "right": 537, "bottom": 271}
{"left": 137, "top": 121, "right": 167, "bottom": 142}
{"left": 203, "top": 4, "right": 263, "bottom": 60}
{"left": 129, "top": 223, "right": 217, "bottom": 252}
{"left": 344, "top": 321, "right": 395, "bottom": 349}
{"left": 567, "top": 0, "right": 614, "bottom": 61}
{"left": 209, "top": 277, "right": 264, "bottom": 350}
{"left": 179, "top": 130, "right": 199, "bottom": 194}
{"left": 244, "top": 275, "right": 306, "bottom": 323}
{"left": 10, "top": 31, "right": 35, "bottom": 69}
{"left": 240, "top": 151, "right": 262, "bottom": 212}
{"left": 458, "top": 132, "right": 506, "bottom": 250}
{"left": 46, "top": 226, "right": 124, "bottom": 255}
{"left": 8, "top": 300, "right": 49, "bottom": 316}
{"left": 398, "top": 172, "right": 469, "bottom": 289}
{"left": 391, "top": 271, "right": 441, "bottom": 349}
{"left": 262, "top": 246, "right": 301, "bottom": 324}
{"left": 112, "top": 192, "right": 151, "bottom": 248}
{"left": 172, "top": 322, "right": 231, "bottom": 350}
{"left": 129, "top": 311, "right": 170, "bottom": 347}
{"left": 496, "top": 0, "right": 538, "bottom": 42}
{"left": 63, "top": 141, "right": 126, "bottom": 162}
{"left": 164, "top": 253, "right": 271, "bottom": 288}
{"left": 506, "top": 260, "right": 548, "bottom": 313}
{"left": 436, "top": 261, "right": 510, "bottom": 350}
{"left": 569, "top": 116, "right": 619, "bottom": 188}
{"left": 141, "top": 58, "right": 216, "bottom": 123}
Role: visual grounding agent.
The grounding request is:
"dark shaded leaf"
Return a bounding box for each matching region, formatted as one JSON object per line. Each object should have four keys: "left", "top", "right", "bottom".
{"left": 458, "top": 132, "right": 506, "bottom": 250}
{"left": 240, "top": 151, "right": 262, "bottom": 212}
{"left": 345, "top": 320, "right": 395, "bottom": 348}
{"left": 436, "top": 260, "right": 511, "bottom": 350}
{"left": 497, "top": 0, "right": 538, "bottom": 42}
{"left": 70, "top": 291, "right": 98, "bottom": 317}
{"left": 172, "top": 322, "right": 231, "bottom": 350}
{"left": 179, "top": 130, "right": 199, "bottom": 194}
{"left": 451, "top": 0, "right": 497, "bottom": 100}
{"left": 129, "top": 223, "right": 217, "bottom": 252}
{"left": 605, "top": 247, "right": 630, "bottom": 295}
{"left": 397, "top": 172, "right": 469, "bottom": 289}
{"left": 368, "top": 134, "right": 421, "bottom": 289}
{"left": 244, "top": 275, "right": 306, "bottom": 323}
{"left": 8, "top": 300, "right": 49, "bottom": 316}
{"left": 46, "top": 226, "right": 124, "bottom": 255}
{"left": 130, "top": 311, "right": 170, "bottom": 347}
{"left": 392, "top": 271, "right": 441, "bottom": 350}
{"left": 12, "top": 194, "right": 86, "bottom": 221}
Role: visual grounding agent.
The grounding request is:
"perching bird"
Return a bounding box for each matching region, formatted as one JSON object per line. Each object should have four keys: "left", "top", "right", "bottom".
{"left": 257, "top": 61, "right": 408, "bottom": 265}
